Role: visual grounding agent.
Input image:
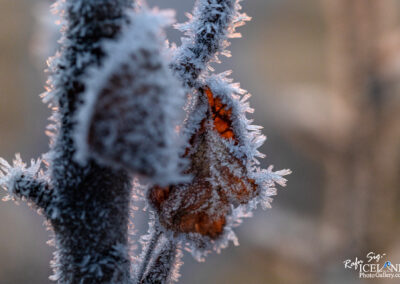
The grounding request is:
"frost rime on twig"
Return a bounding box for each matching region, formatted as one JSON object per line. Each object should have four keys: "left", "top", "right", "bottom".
{"left": 0, "top": 155, "right": 52, "bottom": 212}
{"left": 171, "top": 0, "right": 251, "bottom": 87}
{"left": 140, "top": 238, "right": 183, "bottom": 284}
{"left": 135, "top": 222, "right": 162, "bottom": 284}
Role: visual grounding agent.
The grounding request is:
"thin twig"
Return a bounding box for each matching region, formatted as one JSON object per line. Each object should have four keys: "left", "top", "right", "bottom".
{"left": 141, "top": 240, "right": 181, "bottom": 284}
{"left": 136, "top": 228, "right": 162, "bottom": 284}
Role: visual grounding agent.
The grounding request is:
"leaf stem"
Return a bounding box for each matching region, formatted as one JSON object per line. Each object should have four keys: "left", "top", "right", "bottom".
{"left": 136, "top": 227, "right": 162, "bottom": 283}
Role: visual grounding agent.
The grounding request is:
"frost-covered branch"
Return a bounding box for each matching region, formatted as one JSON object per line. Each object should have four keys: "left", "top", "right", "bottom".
{"left": 14, "top": 0, "right": 136, "bottom": 283}
{"left": 135, "top": 226, "right": 162, "bottom": 284}
{"left": 171, "top": 0, "right": 250, "bottom": 87}
{"left": 140, "top": 239, "right": 182, "bottom": 284}
{"left": 0, "top": 155, "right": 53, "bottom": 212}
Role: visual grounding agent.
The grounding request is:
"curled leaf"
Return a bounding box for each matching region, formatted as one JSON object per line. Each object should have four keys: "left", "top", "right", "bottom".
{"left": 149, "top": 78, "right": 290, "bottom": 247}
{"left": 74, "top": 10, "right": 186, "bottom": 185}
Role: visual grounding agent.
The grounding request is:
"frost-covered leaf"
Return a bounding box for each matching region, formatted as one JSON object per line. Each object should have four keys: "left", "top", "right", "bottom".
{"left": 148, "top": 75, "right": 291, "bottom": 256}
{"left": 74, "top": 10, "right": 186, "bottom": 185}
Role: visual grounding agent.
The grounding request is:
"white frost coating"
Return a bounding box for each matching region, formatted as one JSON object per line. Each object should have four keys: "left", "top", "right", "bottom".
{"left": 141, "top": 236, "right": 182, "bottom": 284}
{"left": 172, "top": 0, "right": 251, "bottom": 87}
{"left": 0, "top": 154, "right": 41, "bottom": 200}
{"left": 0, "top": 154, "right": 53, "bottom": 214}
{"left": 74, "top": 9, "right": 187, "bottom": 185}
{"left": 151, "top": 72, "right": 291, "bottom": 260}
{"left": 0, "top": 154, "right": 43, "bottom": 200}
{"left": 204, "top": 73, "right": 291, "bottom": 206}
{"left": 132, "top": 214, "right": 160, "bottom": 283}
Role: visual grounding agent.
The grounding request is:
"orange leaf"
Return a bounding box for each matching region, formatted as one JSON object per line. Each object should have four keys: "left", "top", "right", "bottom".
{"left": 148, "top": 87, "right": 257, "bottom": 239}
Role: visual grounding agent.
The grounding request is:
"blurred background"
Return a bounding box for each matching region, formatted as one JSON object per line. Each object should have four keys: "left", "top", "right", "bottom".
{"left": 1, "top": 0, "right": 400, "bottom": 283}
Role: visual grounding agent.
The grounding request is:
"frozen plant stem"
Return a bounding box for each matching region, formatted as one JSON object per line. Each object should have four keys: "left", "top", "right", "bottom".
{"left": 172, "top": 0, "right": 248, "bottom": 87}
{"left": 3, "top": 0, "right": 135, "bottom": 282}
{"left": 136, "top": 229, "right": 162, "bottom": 284}
{"left": 141, "top": 240, "right": 180, "bottom": 284}
{"left": 44, "top": 0, "right": 134, "bottom": 282}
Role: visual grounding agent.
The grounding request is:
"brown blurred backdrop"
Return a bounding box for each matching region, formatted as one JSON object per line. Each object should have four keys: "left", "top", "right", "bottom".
{"left": 0, "top": 0, "right": 399, "bottom": 283}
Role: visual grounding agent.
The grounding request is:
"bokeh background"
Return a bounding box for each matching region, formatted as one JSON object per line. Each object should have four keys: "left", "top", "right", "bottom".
{"left": 1, "top": 0, "right": 400, "bottom": 283}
